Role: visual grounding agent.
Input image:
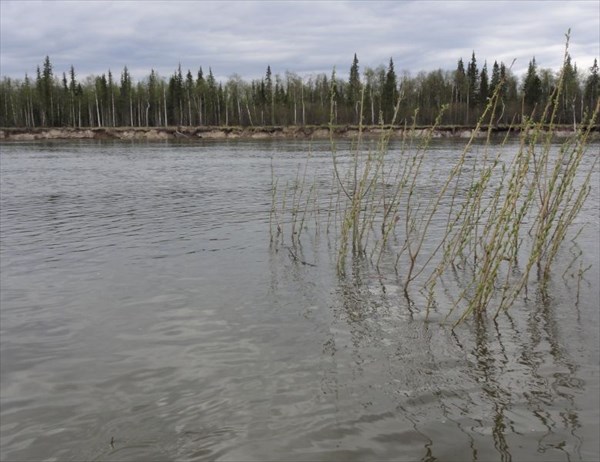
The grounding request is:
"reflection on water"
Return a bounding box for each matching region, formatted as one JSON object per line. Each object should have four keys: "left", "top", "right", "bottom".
{"left": 1, "top": 139, "right": 598, "bottom": 461}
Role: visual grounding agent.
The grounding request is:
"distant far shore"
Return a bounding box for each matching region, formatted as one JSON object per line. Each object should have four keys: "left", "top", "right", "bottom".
{"left": 0, "top": 124, "right": 593, "bottom": 142}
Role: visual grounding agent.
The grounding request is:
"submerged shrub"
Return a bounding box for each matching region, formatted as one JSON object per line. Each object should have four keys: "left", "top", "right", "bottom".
{"left": 270, "top": 34, "right": 599, "bottom": 326}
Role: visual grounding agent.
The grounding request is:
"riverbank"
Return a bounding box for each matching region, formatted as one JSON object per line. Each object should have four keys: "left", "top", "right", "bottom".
{"left": 0, "top": 124, "right": 592, "bottom": 142}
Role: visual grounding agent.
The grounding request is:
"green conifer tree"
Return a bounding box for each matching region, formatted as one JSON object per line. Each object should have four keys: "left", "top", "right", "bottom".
{"left": 479, "top": 62, "right": 489, "bottom": 106}
{"left": 522, "top": 57, "right": 542, "bottom": 112}
{"left": 265, "top": 65, "right": 273, "bottom": 125}
{"left": 490, "top": 61, "right": 501, "bottom": 95}
{"left": 120, "top": 66, "right": 133, "bottom": 126}
{"left": 466, "top": 51, "right": 478, "bottom": 108}
{"left": 382, "top": 58, "right": 398, "bottom": 124}
{"left": 584, "top": 58, "right": 599, "bottom": 113}
{"left": 348, "top": 53, "right": 361, "bottom": 123}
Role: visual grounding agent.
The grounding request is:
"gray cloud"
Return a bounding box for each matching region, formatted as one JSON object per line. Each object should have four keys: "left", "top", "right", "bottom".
{"left": 1, "top": 0, "right": 598, "bottom": 83}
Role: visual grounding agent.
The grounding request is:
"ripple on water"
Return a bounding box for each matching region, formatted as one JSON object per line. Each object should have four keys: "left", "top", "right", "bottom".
{"left": 1, "top": 140, "right": 598, "bottom": 461}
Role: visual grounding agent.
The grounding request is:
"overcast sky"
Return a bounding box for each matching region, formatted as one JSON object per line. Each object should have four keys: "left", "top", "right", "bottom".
{"left": 1, "top": 0, "right": 598, "bottom": 84}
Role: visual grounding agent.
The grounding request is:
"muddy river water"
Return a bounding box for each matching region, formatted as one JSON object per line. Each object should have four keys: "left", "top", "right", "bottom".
{"left": 1, "top": 139, "right": 598, "bottom": 461}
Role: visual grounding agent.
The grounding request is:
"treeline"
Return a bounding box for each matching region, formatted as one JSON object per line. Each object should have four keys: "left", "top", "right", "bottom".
{"left": 0, "top": 53, "right": 598, "bottom": 128}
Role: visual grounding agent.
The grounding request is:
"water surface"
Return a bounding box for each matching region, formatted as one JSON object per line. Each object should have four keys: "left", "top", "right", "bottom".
{"left": 1, "top": 139, "right": 598, "bottom": 461}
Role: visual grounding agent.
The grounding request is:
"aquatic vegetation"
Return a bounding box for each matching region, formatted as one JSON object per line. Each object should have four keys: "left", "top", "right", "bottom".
{"left": 270, "top": 35, "right": 599, "bottom": 326}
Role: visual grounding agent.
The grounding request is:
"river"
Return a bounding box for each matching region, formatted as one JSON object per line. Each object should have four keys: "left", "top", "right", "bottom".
{"left": 1, "top": 139, "right": 598, "bottom": 461}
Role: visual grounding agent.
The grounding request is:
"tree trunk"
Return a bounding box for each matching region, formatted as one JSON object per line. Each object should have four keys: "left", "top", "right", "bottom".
{"left": 187, "top": 90, "right": 192, "bottom": 125}
{"left": 301, "top": 84, "right": 305, "bottom": 126}
{"left": 129, "top": 96, "right": 134, "bottom": 127}
{"left": 163, "top": 87, "right": 168, "bottom": 127}
{"left": 245, "top": 99, "right": 253, "bottom": 126}
{"left": 95, "top": 89, "right": 102, "bottom": 127}
{"left": 111, "top": 91, "right": 115, "bottom": 127}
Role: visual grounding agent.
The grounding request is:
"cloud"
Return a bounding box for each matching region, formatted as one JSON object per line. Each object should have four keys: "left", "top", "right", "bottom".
{"left": 1, "top": 0, "right": 598, "bottom": 83}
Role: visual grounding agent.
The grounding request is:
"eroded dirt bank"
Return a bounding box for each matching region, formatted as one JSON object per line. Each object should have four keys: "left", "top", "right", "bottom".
{"left": 0, "top": 125, "right": 586, "bottom": 141}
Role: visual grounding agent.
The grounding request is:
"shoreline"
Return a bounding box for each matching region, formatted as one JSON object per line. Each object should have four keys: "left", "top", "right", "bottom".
{"left": 0, "top": 124, "right": 591, "bottom": 142}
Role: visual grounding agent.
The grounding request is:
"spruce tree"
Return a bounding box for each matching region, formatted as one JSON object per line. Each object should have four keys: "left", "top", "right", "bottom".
{"left": 37, "top": 56, "right": 54, "bottom": 125}
{"left": 453, "top": 58, "right": 468, "bottom": 124}
{"left": 168, "top": 64, "right": 184, "bottom": 125}
{"left": 348, "top": 53, "right": 361, "bottom": 122}
{"left": 196, "top": 67, "right": 206, "bottom": 125}
{"left": 264, "top": 65, "right": 273, "bottom": 125}
{"left": 108, "top": 70, "right": 116, "bottom": 127}
{"left": 522, "top": 58, "right": 542, "bottom": 110}
{"left": 479, "top": 62, "right": 489, "bottom": 105}
{"left": 207, "top": 68, "right": 217, "bottom": 125}
{"left": 466, "top": 51, "right": 478, "bottom": 108}
{"left": 185, "top": 70, "right": 194, "bottom": 125}
{"left": 120, "top": 66, "right": 133, "bottom": 126}
{"left": 584, "top": 58, "right": 599, "bottom": 112}
{"left": 455, "top": 58, "right": 467, "bottom": 101}
{"left": 382, "top": 58, "right": 397, "bottom": 124}
{"left": 490, "top": 61, "right": 501, "bottom": 95}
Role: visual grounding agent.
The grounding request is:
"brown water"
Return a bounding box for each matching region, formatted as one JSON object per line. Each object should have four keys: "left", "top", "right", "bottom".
{"left": 1, "top": 139, "right": 598, "bottom": 461}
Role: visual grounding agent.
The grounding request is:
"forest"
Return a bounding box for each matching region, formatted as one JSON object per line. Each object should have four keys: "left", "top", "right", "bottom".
{"left": 0, "top": 52, "right": 598, "bottom": 129}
